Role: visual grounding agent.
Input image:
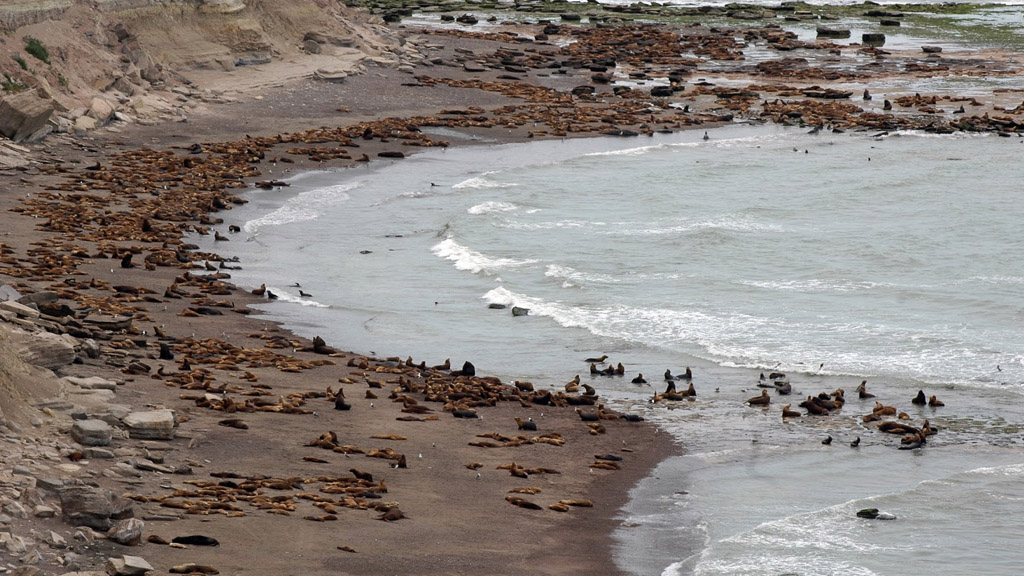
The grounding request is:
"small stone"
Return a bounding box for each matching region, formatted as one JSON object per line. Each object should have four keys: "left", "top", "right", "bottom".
{"left": 46, "top": 529, "right": 67, "bottom": 548}
{"left": 84, "top": 447, "right": 115, "bottom": 459}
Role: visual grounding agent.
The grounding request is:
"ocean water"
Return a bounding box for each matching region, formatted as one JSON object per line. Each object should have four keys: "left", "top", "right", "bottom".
{"left": 204, "top": 123, "right": 1024, "bottom": 575}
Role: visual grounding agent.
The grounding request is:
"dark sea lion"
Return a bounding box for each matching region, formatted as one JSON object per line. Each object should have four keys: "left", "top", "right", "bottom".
{"left": 590, "top": 363, "right": 600, "bottom": 374}
{"left": 120, "top": 252, "right": 135, "bottom": 269}
{"left": 912, "top": 390, "right": 927, "bottom": 405}
{"left": 679, "top": 366, "right": 693, "bottom": 380}
{"left": 515, "top": 417, "right": 537, "bottom": 431}
{"left": 664, "top": 369, "right": 674, "bottom": 381}
{"left": 585, "top": 354, "right": 609, "bottom": 363}
{"left": 822, "top": 435, "right": 833, "bottom": 445}
{"left": 334, "top": 390, "right": 351, "bottom": 411}
{"left": 171, "top": 535, "right": 220, "bottom": 547}
{"left": 631, "top": 373, "right": 647, "bottom": 384}
{"left": 857, "top": 380, "right": 875, "bottom": 399}
{"left": 453, "top": 409, "right": 479, "bottom": 419}
{"left": 850, "top": 436, "right": 861, "bottom": 447}
{"left": 159, "top": 342, "right": 174, "bottom": 361}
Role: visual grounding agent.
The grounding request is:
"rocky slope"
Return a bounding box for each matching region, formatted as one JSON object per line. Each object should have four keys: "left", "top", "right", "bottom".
{"left": 0, "top": 0, "right": 409, "bottom": 146}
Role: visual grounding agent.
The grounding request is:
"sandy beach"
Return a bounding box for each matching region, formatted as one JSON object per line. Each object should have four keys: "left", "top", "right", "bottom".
{"left": 1, "top": 2, "right": 1023, "bottom": 575}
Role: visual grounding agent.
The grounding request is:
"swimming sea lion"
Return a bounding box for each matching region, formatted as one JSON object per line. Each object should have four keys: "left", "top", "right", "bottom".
{"left": 911, "top": 390, "right": 927, "bottom": 405}
{"left": 585, "top": 354, "right": 609, "bottom": 363}
{"left": 631, "top": 373, "right": 647, "bottom": 384}
{"left": 857, "top": 380, "right": 875, "bottom": 399}
{"left": 928, "top": 395, "right": 944, "bottom": 407}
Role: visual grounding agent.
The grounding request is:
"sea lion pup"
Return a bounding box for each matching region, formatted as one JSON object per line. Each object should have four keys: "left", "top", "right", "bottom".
{"left": 747, "top": 389, "right": 771, "bottom": 406}
{"left": 631, "top": 373, "right": 647, "bottom": 385}
{"left": 334, "top": 389, "right": 351, "bottom": 411}
{"left": 928, "top": 395, "right": 944, "bottom": 407}
{"left": 515, "top": 417, "right": 537, "bottom": 431}
{"left": 781, "top": 404, "right": 802, "bottom": 419}
{"left": 857, "top": 380, "right": 875, "bottom": 399}
{"left": 585, "top": 354, "right": 609, "bottom": 363}
{"left": 911, "top": 390, "right": 927, "bottom": 405}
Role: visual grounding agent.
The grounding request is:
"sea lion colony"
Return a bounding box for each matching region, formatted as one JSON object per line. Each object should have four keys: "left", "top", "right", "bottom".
{"left": 0, "top": 9, "right": 1005, "bottom": 574}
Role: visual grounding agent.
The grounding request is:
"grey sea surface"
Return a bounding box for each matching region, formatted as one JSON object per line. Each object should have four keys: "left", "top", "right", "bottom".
{"left": 203, "top": 123, "right": 1024, "bottom": 575}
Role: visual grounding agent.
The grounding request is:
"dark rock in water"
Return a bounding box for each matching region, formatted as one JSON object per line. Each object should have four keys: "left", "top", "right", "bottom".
{"left": 511, "top": 306, "right": 530, "bottom": 317}
{"left": 488, "top": 303, "right": 507, "bottom": 309}
{"left": 650, "top": 86, "right": 674, "bottom": 97}
{"left": 880, "top": 19, "right": 901, "bottom": 27}
{"left": 921, "top": 45, "right": 943, "bottom": 53}
{"left": 862, "top": 33, "right": 886, "bottom": 46}
{"left": 817, "top": 27, "right": 851, "bottom": 38}
{"left": 456, "top": 13, "right": 478, "bottom": 25}
{"left": 857, "top": 508, "right": 896, "bottom": 520}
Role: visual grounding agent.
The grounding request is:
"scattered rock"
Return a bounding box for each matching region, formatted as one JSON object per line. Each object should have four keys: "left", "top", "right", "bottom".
{"left": 60, "top": 485, "right": 134, "bottom": 531}
{"left": 105, "top": 555, "right": 153, "bottom": 576}
{"left": 107, "top": 518, "right": 145, "bottom": 546}
{"left": 0, "top": 89, "right": 56, "bottom": 142}
{"left": 71, "top": 420, "right": 113, "bottom": 447}
{"left": 122, "top": 410, "right": 176, "bottom": 440}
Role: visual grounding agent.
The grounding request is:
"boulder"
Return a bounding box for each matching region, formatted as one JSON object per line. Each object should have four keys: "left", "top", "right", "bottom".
{"left": 0, "top": 299, "right": 39, "bottom": 319}
{"left": 60, "top": 485, "right": 134, "bottom": 530}
{"left": 0, "top": 90, "right": 55, "bottom": 142}
{"left": 122, "top": 409, "right": 175, "bottom": 440}
{"left": 107, "top": 518, "right": 145, "bottom": 546}
{"left": 6, "top": 328, "right": 77, "bottom": 369}
{"left": 71, "top": 419, "right": 113, "bottom": 447}
{"left": 87, "top": 97, "right": 116, "bottom": 123}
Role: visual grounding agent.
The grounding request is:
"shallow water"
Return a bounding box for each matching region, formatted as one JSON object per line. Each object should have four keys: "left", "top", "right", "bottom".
{"left": 205, "top": 123, "right": 1024, "bottom": 575}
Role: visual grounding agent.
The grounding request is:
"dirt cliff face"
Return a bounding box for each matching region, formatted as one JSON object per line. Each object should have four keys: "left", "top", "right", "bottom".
{"left": 0, "top": 0, "right": 399, "bottom": 112}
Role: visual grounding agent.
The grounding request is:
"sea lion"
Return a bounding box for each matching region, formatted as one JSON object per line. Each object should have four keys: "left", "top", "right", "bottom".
{"left": 615, "top": 363, "right": 625, "bottom": 375}
{"left": 928, "top": 395, "right": 944, "bottom": 407}
{"left": 747, "top": 389, "right": 770, "bottom": 406}
{"left": 377, "top": 507, "right": 407, "bottom": 521}
{"left": 590, "top": 363, "right": 599, "bottom": 375}
{"left": 159, "top": 342, "right": 175, "bottom": 361}
{"left": 515, "top": 417, "right": 537, "bottom": 431}
{"left": 822, "top": 435, "right": 833, "bottom": 445}
{"left": 679, "top": 367, "right": 693, "bottom": 380}
{"left": 334, "top": 389, "right": 351, "bottom": 411}
{"left": 775, "top": 381, "right": 792, "bottom": 395}
{"left": 585, "top": 354, "right": 609, "bottom": 363}
{"left": 631, "top": 373, "right": 647, "bottom": 385}
{"left": 350, "top": 468, "right": 373, "bottom": 482}
{"left": 857, "top": 380, "right": 875, "bottom": 399}
{"left": 911, "top": 390, "right": 927, "bottom": 405}
{"left": 850, "top": 436, "right": 861, "bottom": 447}
{"left": 664, "top": 369, "right": 674, "bottom": 381}
{"left": 781, "top": 404, "right": 802, "bottom": 419}
{"left": 171, "top": 535, "right": 219, "bottom": 547}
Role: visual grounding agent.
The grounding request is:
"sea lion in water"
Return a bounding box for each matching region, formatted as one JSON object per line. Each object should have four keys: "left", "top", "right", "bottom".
{"left": 911, "top": 390, "right": 927, "bottom": 405}
{"left": 857, "top": 380, "right": 875, "bottom": 399}
{"left": 928, "top": 395, "right": 944, "bottom": 407}
{"left": 631, "top": 373, "right": 647, "bottom": 384}
{"left": 781, "top": 404, "right": 802, "bottom": 419}
{"left": 584, "top": 354, "right": 609, "bottom": 363}
{"left": 747, "top": 389, "right": 770, "bottom": 406}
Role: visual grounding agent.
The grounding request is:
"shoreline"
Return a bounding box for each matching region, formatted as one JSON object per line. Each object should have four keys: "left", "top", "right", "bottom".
{"left": 1, "top": 7, "right": 1023, "bottom": 574}
{"left": 0, "top": 60, "right": 684, "bottom": 576}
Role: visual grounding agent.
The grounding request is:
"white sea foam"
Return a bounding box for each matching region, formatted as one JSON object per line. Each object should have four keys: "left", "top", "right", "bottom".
{"left": 737, "top": 279, "right": 889, "bottom": 293}
{"left": 452, "top": 172, "right": 519, "bottom": 190}
{"left": 583, "top": 143, "right": 667, "bottom": 157}
{"left": 545, "top": 264, "right": 620, "bottom": 284}
{"left": 467, "top": 201, "right": 518, "bottom": 215}
{"left": 497, "top": 219, "right": 595, "bottom": 231}
{"left": 243, "top": 182, "right": 358, "bottom": 234}
{"left": 432, "top": 238, "right": 538, "bottom": 274}
{"left": 603, "top": 215, "right": 783, "bottom": 237}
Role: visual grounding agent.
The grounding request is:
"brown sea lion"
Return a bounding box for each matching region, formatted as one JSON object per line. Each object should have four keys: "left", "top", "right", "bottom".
{"left": 781, "top": 404, "right": 802, "bottom": 419}
{"left": 747, "top": 389, "right": 770, "bottom": 406}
